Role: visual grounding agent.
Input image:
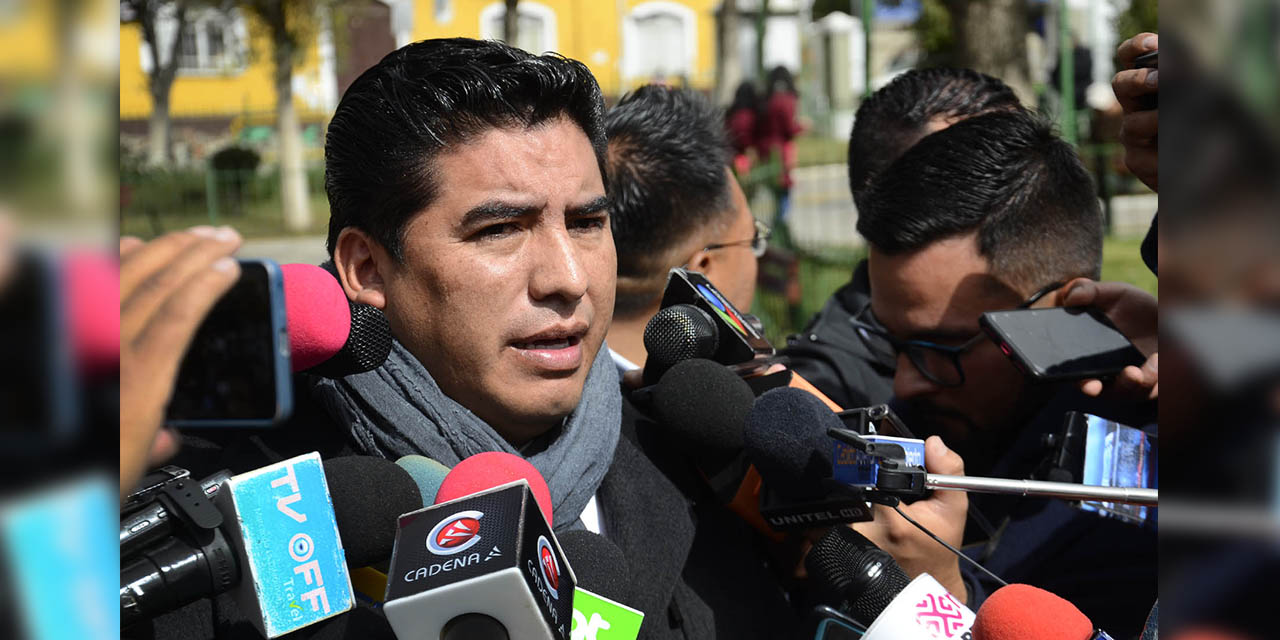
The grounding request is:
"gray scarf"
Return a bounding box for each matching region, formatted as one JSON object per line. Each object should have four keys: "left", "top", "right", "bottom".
{"left": 310, "top": 339, "right": 621, "bottom": 532}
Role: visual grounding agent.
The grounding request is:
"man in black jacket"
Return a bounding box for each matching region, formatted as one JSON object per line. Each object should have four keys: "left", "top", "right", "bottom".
{"left": 126, "top": 38, "right": 792, "bottom": 639}
{"left": 845, "top": 110, "right": 1156, "bottom": 636}
{"left": 782, "top": 68, "right": 1023, "bottom": 410}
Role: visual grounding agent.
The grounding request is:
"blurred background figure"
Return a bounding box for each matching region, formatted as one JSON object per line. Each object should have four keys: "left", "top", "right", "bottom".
{"left": 755, "top": 66, "right": 804, "bottom": 229}
{"left": 726, "top": 80, "right": 760, "bottom": 177}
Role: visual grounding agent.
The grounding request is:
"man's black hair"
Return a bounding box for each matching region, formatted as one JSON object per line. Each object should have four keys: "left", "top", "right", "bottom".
{"left": 324, "top": 38, "right": 607, "bottom": 261}
{"left": 605, "top": 84, "right": 734, "bottom": 317}
{"left": 849, "top": 67, "right": 1022, "bottom": 208}
{"left": 858, "top": 111, "right": 1103, "bottom": 290}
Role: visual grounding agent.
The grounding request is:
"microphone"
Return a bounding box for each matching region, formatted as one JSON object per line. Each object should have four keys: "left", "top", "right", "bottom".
{"left": 558, "top": 531, "right": 645, "bottom": 640}
{"left": 642, "top": 303, "right": 719, "bottom": 385}
{"left": 743, "top": 387, "right": 873, "bottom": 531}
{"left": 648, "top": 358, "right": 781, "bottom": 539}
{"left": 971, "top": 583, "right": 1107, "bottom": 640}
{"left": 281, "top": 263, "right": 392, "bottom": 378}
{"left": 806, "top": 526, "right": 975, "bottom": 639}
{"left": 120, "top": 454, "right": 421, "bottom": 636}
{"left": 395, "top": 454, "right": 451, "bottom": 508}
{"left": 383, "top": 452, "right": 575, "bottom": 640}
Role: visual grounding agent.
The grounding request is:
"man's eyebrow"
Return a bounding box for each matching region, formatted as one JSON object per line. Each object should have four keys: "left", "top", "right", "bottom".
{"left": 460, "top": 201, "right": 542, "bottom": 228}
{"left": 566, "top": 195, "right": 611, "bottom": 216}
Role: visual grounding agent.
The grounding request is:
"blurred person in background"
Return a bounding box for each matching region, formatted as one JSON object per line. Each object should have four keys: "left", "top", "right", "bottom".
{"left": 849, "top": 110, "right": 1156, "bottom": 636}
{"left": 782, "top": 68, "right": 1023, "bottom": 410}
{"left": 755, "top": 66, "right": 803, "bottom": 225}
{"left": 604, "top": 85, "right": 762, "bottom": 375}
{"left": 725, "top": 81, "right": 760, "bottom": 176}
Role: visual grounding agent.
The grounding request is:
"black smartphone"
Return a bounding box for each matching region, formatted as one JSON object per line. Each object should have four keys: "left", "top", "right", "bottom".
{"left": 165, "top": 259, "right": 292, "bottom": 427}
{"left": 1044, "top": 412, "right": 1156, "bottom": 526}
{"left": 979, "top": 306, "right": 1145, "bottom": 383}
{"left": 657, "top": 267, "right": 775, "bottom": 366}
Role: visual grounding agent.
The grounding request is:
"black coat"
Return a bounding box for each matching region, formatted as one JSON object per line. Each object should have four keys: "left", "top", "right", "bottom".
{"left": 779, "top": 260, "right": 895, "bottom": 411}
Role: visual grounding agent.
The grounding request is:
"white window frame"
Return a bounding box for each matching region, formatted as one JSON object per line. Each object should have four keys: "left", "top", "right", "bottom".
{"left": 621, "top": 1, "right": 697, "bottom": 83}
{"left": 139, "top": 5, "right": 248, "bottom": 76}
{"left": 478, "top": 1, "right": 558, "bottom": 54}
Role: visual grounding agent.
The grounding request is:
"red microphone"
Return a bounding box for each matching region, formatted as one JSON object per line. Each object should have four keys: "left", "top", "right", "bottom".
{"left": 434, "top": 451, "right": 555, "bottom": 525}
{"left": 971, "top": 584, "right": 1095, "bottom": 640}
{"left": 280, "top": 263, "right": 391, "bottom": 377}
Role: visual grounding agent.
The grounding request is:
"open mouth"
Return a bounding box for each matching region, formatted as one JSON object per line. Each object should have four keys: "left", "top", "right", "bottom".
{"left": 512, "top": 336, "right": 581, "bottom": 350}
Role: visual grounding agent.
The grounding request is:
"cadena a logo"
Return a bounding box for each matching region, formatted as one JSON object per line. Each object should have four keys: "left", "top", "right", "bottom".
{"left": 426, "top": 510, "right": 484, "bottom": 556}
{"left": 536, "top": 536, "right": 560, "bottom": 599}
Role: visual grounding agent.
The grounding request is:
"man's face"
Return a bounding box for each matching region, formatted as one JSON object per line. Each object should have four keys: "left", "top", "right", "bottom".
{"left": 868, "top": 234, "right": 1043, "bottom": 470}
{"left": 379, "top": 117, "right": 615, "bottom": 445}
{"left": 700, "top": 172, "right": 758, "bottom": 311}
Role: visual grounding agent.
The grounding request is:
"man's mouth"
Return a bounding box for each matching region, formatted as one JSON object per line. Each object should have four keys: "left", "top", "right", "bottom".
{"left": 510, "top": 325, "right": 588, "bottom": 372}
{"left": 512, "top": 336, "right": 580, "bottom": 350}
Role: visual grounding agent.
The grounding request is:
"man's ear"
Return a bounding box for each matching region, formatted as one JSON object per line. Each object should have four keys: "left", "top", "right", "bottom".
{"left": 685, "top": 247, "right": 713, "bottom": 276}
{"left": 333, "top": 227, "right": 389, "bottom": 309}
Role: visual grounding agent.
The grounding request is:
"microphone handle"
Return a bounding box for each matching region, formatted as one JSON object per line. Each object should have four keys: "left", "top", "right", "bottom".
{"left": 924, "top": 474, "right": 1158, "bottom": 506}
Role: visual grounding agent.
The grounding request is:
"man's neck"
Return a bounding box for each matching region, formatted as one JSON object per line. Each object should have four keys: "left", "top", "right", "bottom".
{"left": 606, "top": 310, "right": 656, "bottom": 370}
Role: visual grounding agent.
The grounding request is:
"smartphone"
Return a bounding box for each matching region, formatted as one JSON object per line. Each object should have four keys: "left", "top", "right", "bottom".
{"left": 1132, "top": 50, "right": 1158, "bottom": 69}
{"left": 1048, "top": 412, "right": 1157, "bottom": 525}
{"left": 980, "top": 306, "right": 1145, "bottom": 383}
{"left": 657, "top": 268, "right": 775, "bottom": 366}
{"left": 165, "top": 259, "right": 292, "bottom": 427}
{"left": 1132, "top": 50, "right": 1158, "bottom": 109}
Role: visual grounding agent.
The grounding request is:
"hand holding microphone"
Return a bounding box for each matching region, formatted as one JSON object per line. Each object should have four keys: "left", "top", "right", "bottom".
{"left": 853, "top": 435, "right": 969, "bottom": 604}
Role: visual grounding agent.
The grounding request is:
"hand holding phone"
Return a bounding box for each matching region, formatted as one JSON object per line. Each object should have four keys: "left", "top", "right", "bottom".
{"left": 980, "top": 306, "right": 1146, "bottom": 383}
{"left": 120, "top": 227, "right": 242, "bottom": 497}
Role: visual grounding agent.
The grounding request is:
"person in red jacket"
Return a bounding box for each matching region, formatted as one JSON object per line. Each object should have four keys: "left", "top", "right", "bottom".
{"left": 755, "top": 66, "right": 803, "bottom": 222}
{"left": 725, "top": 81, "right": 760, "bottom": 176}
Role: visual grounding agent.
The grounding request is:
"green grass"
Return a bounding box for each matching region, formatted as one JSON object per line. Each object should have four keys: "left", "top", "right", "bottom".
{"left": 1100, "top": 235, "right": 1157, "bottom": 296}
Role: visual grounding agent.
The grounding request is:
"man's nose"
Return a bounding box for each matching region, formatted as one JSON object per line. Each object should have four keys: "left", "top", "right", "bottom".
{"left": 893, "top": 351, "right": 940, "bottom": 400}
{"left": 529, "top": 227, "right": 588, "bottom": 304}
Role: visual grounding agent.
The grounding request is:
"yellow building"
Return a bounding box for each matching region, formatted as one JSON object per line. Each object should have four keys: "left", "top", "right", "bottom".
{"left": 119, "top": 0, "right": 724, "bottom": 139}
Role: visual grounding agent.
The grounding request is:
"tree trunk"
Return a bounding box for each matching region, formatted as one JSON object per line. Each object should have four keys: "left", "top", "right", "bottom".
{"left": 140, "top": 0, "right": 188, "bottom": 167}
{"left": 272, "top": 9, "right": 311, "bottom": 233}
{"left": 715, "top": 0, "right": 742, "bottom": 105}
{"left": 504, "top": 0, "right": 519, "bottom": 46}
{"left": 147, "top": 92, "right": 173, "bottom": 166}
{"left": 944, "top": 0, "right": 1033, "bottom": 105}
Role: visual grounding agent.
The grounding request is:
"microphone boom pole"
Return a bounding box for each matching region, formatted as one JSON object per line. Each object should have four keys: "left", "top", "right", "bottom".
{"left": 923, "top": 473, "right": 1158, "bottom": 506}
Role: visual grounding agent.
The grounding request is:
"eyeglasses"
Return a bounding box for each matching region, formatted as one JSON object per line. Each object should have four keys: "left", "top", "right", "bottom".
{"left": 850, "top": 281, "right": 1064, "bottom": 387}
{"left": 703, "top": 219, "right": 772, "bottom": 258}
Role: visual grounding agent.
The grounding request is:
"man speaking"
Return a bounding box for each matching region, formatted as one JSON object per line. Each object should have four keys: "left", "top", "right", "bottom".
{"left": 133, "top": 38, "right": 793, "bottom": 639}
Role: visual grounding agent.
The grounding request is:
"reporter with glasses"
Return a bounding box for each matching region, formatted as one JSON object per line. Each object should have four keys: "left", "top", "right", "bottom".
{"left": 840, "top": 110, "right": 1156, "bottom": 638}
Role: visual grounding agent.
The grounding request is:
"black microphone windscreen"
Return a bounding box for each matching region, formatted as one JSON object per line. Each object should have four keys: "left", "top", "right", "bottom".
{"left": 652, "top": 358, "right": 755, "bottom": 456}
{"left": 306, "top": 302, "right": 392, "bottom": 378}
{"left": 556, "top": 530, "right": 631, "bottom": 604}
{"left": 643, "top": 304, "right": 719, "bottom": 384}
{"left": 323, "top": 456, "right": 422, "bottom": 567}
{"left": 743, "top": 386, "right": 842, "bottom": 495}
{"left": 805, "top": 526, "right": 911, "bottom": 626}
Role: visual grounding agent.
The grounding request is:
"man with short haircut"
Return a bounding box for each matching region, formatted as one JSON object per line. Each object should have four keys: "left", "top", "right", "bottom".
{"left": 153, "top": 39, "right": 759, "bottom": 639}
{"left": 852, "top": 110, "right": 1155, "bottom": 636}
{"left": 783, "top": 68, "right": 1023, "bottom": 410}
{"left": 604, "top": 84, "right": 762, "bottom": 374}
